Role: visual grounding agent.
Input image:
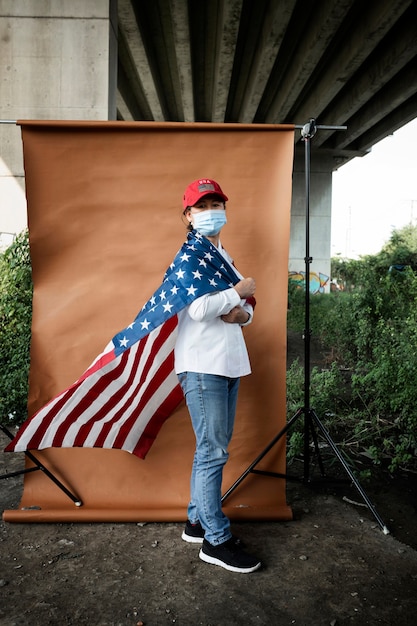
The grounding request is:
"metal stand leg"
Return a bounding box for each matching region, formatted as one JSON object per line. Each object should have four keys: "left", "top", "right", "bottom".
{"left": 222, "top": 405, "right": 389, "bottom": 533}
{"left": 1, "top": 424, "right": 83, "bottom": 507}
{"left": 309, "top": 409, "right": 389, "bottom": 533}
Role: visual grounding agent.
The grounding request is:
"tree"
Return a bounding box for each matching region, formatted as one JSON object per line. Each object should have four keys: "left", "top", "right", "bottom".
{"left": 377, "top": 223, "right": 417, "bottom": 270}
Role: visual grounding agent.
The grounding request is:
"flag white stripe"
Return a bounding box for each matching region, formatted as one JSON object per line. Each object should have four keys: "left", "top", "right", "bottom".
{"left": 88, "top": 325, "right": 177, "bottom": 448}
{"left": 13, "top": 322, "right": 177, "bottom": 453}
{"left": 119, "top": 366, "right": 179, "bottom": 454}
{"left": 37, "top": 348, "right": 133, "bottom": 450}
{"left": 49, "top": 323, "right": 174, "bottom": 450}
{"left": 62, "top": 337, "right": 147, "bottom": 447}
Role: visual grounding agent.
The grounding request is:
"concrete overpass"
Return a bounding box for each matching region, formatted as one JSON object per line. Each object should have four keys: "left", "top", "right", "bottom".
{"left": 117, "top": 0, "right": 417, "bottom": 167}
{"left": 1, "top": 0, "right": 416, "bottom": 286}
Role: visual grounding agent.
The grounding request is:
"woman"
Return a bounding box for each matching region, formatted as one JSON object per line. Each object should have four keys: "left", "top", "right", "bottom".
{"left": 175, "top": 178, "right": 261, "bottom": 573}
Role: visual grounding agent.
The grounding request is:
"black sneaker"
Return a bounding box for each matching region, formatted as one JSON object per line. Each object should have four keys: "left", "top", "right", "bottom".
{"left": 199, "top": 538, "right": 261, "bottom": 573}
{"left": 182, "top": 520, "right": 204, "bottom": 543}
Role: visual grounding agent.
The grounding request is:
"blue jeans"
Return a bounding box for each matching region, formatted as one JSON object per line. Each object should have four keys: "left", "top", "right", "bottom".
{"left": 178, "top": 372, "right": 240, "bottom": 546}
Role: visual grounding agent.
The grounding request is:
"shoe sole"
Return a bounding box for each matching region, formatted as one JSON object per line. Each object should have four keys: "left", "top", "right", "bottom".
{"left": 199, "top": 549, "right": 261, "bottom": 573}
{"left": 181, "top": 531, "right": 204, "bottom": 544}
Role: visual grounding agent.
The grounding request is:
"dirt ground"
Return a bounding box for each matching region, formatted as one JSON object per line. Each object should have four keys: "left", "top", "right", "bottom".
{"left": 1, "top": 332, "right": 417, "bottom": 626}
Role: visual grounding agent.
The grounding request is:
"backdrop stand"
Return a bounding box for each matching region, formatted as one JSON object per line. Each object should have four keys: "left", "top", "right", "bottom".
{"left": 0, "top": 423, "right": 83, "bottom": 506}
{"left": 222, "top": 119, "right": 389, "bottom": 535}
{"left": 1, "top": 117, "right": 83, "bottom": 508}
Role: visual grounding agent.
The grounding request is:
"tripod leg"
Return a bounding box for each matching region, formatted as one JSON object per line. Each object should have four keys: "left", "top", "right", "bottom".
{"left": 1, "top": 424, "right": 83, "bottom": 507}
{"left": 306, "top": 410, "right": 327, "bottom": 479}
{"left": 309, "top": 410, "right": 389, "bottom": 534}
{"left": 221, "top": 407, "right": 305, "bottom": 503}
{"left": 0, "top": 466, "right": 38, "bottom": 479}
{"left": 24, "top": 449, "right": 83, "bottom": 506}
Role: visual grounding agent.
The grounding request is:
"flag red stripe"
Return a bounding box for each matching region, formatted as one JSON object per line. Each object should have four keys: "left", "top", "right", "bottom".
{"left": 132, "top": 384, "right": 184, "bottom": 458}
{"left": 52, "top": 348, "right": 134, "bottom": 447}
{"left": 111, "top": 353, "right": 174, "bottom": 450}
{"left": 7, "top": 384, "right": 80, "bottom": 451}
{"left": 110, "top": 318, "right": 178, "bottom": 449}
{"left": 11, "top": 315, "right": 180, "bottom": 457}
{"left": 70, "top": 337, "right": 148, "bottom": 446}
{"left": 80, "top": 315, "right": 177, "bottom": 449}
{"left": 5, "top": 342, "right": 138, "bottom": 452}
{"left": 4, "top": 345, "right": 118, "bottom": 452}
{"left": 79, "top": 347, "right": 118, "bottom": 381}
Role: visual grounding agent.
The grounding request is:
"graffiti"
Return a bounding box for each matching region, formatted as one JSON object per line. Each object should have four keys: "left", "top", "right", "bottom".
{"left": 288, "top": 271, "right": 330, "bottom": 294}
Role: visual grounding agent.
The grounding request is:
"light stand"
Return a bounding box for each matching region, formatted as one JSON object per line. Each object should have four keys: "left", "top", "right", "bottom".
{"left": 222, "top": 119, "right": 389, "bottom": 535}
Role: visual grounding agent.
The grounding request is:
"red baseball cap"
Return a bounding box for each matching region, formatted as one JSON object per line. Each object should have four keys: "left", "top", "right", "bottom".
{"left": 183, "top": 179, "right": 228, "bottom": 209}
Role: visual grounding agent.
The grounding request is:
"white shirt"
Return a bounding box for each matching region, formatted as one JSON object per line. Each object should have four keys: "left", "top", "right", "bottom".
{"left": 174, "top": 242, "right": 253, "bottom": 378}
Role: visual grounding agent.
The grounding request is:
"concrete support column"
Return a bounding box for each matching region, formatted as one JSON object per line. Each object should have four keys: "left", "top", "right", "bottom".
{"left": 0, "top": 0, "right": 118, "bottom": 243}
{"left": 289, "top": 146, "right": 333, "bottom": 294}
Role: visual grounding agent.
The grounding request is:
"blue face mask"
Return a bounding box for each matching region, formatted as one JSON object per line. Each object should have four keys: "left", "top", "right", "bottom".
{"left": 192, "top": 209, "right": 227, "bottom": 236}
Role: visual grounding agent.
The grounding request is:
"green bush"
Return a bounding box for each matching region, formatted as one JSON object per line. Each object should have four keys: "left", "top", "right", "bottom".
{"left": 0, "top": 231, "right": 33, "bottom": 425}
{"left": 287, "top": 224, "right": 417, "bottom": 474}
{"left": 286, "top": 359, "right": 346, "bottom": 464}
{"left": 350, "top": 268, "right": 417, "bottom": 471}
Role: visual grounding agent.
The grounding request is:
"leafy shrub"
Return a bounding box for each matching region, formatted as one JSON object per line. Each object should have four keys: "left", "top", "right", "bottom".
{"left": 0, "top": 231, "right": 32, "bottom": 425}
{"left": 286, "top": 359, "right": 346, "bottom": 464}
{"left": 350, "top": 267, "right": 417, "bottom": 471}
{"left": 287, "top": 224, "right": 417, "bottom": 474}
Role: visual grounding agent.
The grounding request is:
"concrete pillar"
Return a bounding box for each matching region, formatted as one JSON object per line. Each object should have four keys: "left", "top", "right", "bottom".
{"left": 289, "top": 146, "right": 333, "bottom": 294}
{"left": 0, "top": 0, "right": 118, "bottom": 244}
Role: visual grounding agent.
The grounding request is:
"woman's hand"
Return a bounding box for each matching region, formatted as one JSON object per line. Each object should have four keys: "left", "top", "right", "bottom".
{"left": 234, "top": 277, "right": 256, "bottom": 298}
{"left": 221, "top": 306, "right": 250, "bottom": 324}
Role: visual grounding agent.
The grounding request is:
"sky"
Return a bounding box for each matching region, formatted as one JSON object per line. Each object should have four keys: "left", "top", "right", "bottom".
{"left": 331, "top": 117, "right": 417, "bottom": 259}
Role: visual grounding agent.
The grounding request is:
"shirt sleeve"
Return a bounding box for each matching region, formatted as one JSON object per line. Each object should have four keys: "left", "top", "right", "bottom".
{"left": 240, "top": 302, "right": 254, "bottom": 326}
{"left": 187, "top": 288, "right": 241, "bottom": 322}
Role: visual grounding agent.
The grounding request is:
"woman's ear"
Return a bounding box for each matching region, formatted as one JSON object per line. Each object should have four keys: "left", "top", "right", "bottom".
{"left": 185, "top": 209, "right": 193, "bottom": 224}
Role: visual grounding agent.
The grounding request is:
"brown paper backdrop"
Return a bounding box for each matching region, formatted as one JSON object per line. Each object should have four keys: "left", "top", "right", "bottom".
{"left": 4, "top": 121, "right": 294, "bottom": 522}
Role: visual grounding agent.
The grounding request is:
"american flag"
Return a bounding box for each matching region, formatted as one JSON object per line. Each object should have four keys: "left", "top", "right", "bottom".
{"left": 5, "top": 231, "right": 242, "bottom": 459}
